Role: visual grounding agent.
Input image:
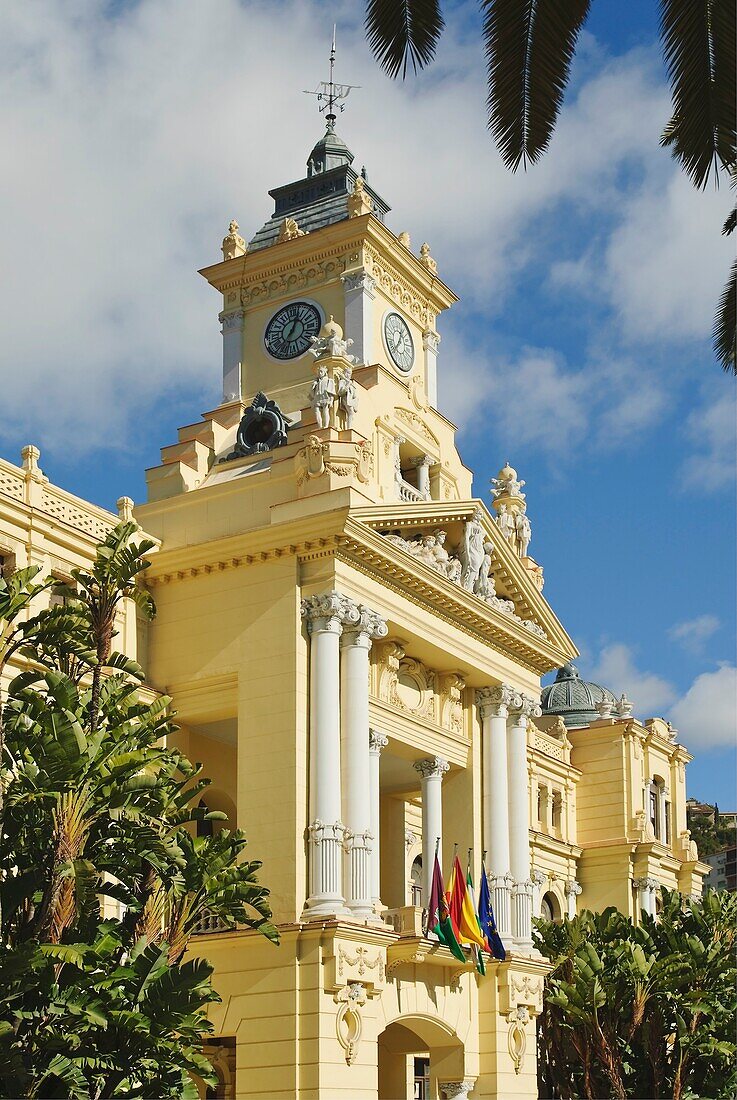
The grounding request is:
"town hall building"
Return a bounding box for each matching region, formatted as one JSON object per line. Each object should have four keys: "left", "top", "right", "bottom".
{"left": 0, "top": 96, "right": 708, "bottom": 1099}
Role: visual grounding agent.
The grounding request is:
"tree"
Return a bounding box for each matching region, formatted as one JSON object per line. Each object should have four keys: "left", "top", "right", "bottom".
{"left": 534, "top": 889, "right": 737, "bottom": 1100}
{"left": 364, "top": 0, "right": 736, "bottom": 373}
{"left": 0, "top": 524, "right": 277, "bottom": 1099}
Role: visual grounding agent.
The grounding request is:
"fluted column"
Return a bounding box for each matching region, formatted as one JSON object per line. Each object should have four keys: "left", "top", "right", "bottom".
{"left": 477, "top": 684, "right": 515, "bottom": 937}
{"left": 369, "top": 729, "right": 388, "bottom": 910}
{"left": 414, "top": 756, "right": 449, "bottom": 905}
{"left": 219, "top": 309, "right": 244, "bottom": 402}
{"left": 508, "top": 693, "right": 541, "bottom": 951}
{"left": 301, "top": 591, "right": 355, "bottom": 917}
{"left": 341, "top": 604, "right": 388, "bottom": 919}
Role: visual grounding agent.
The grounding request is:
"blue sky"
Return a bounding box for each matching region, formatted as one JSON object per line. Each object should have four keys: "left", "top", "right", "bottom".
{"left": 0, "top": 1, "right": 734, "bottom": 804}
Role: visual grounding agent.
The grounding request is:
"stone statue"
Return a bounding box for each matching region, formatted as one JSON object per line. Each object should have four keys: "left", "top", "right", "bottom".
{"left": 336, "top": 366, "right": 359, "bottom": 430}
{"left": 221, "top": 219, "right": 246, "bottom": 260}
{"left": 309, "top": 317, "right": 357, "bottom": 363}
{"left": 458, "top": 510, "right": 486, "bottom": 591}
{"left": 491, "top": 462, "right": 526, "bottom": 500}
{"left": 474, "top": 541, "right": 496, "bottom": 599}
{"left": 398, "top": 231, "right": 411, "bottom": 248}
{"left": 309, "top": 364, "right": 335, "bottom": 429}
{"left": 347, "top": 175, "right": 374, "bottom": 218}
{"left": 516, "top": 510, "right": 532, "bottom": 556}
{"left": 496, "top": 502, "right": 516, "bottom": 543}
{"left": 432, "top": 530, "right": 462, "bottom": 583}
{"left": 419, "top": 242, "right": 438, "bottom": 273}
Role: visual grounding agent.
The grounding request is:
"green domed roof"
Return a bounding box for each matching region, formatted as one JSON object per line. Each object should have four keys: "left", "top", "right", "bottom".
{"left": 541, "top": 663, "right": 617, "bottom": 728}
{"left": 307, "top": 120, "right": 354, "bottom": 174}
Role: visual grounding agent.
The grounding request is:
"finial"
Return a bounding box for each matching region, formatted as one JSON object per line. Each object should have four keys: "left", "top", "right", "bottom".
{"left": 303, "top": 27, "right": 360, "bottom": 125}
{"left": 419, "top": 241, "right": 437, "bottom": 273}
{"left": 222, "top": 218, "right": 246, "bottom": 260}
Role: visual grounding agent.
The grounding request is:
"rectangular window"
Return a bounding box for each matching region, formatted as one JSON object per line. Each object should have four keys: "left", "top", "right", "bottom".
{"left": 649, "top": 788, "right": 659, "bottom": 838}
{"left": 664, "top": 801, "right": 671, "bottom": 844}
{"left": 413, "top": 1057, "right": 430, "bottom": 1100}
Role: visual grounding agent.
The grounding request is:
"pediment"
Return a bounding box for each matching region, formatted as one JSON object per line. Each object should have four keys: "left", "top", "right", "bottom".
{"left": 346, "top": 500, "right": 577, "bottom": 672}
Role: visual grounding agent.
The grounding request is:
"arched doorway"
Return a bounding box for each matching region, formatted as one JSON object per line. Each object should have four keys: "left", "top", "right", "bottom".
{"left": 540, "top": 891, "right": 562, "bottom": 923}
{"left": 378, "top": 1016, "right": 466, "bottom": 1100}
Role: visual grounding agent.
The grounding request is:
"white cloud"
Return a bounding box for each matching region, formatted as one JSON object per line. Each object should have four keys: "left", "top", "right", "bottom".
{"left": 589, "top": 643, "right": 676, "bottom": 715}
{"left": 0, "top": 0, "right": 715, "bottom": 461}
{"left": 669, "top": 665, "right": 737, "bottom": 750}
{"left": 669, "top": 614, "right": 720, "bottom": 653}
{"left": 682, "top": 389, "right": 737, "bottom": 492}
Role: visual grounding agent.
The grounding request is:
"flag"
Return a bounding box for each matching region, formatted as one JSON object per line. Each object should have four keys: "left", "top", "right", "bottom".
{"left": 425, "top": 850, "right": 466, "bottom": 963}
{"left": 478, "top": 862, "right": 506, "bottom": 961}
{"left": 448, "top": 855, "right": 486, "bottom": 950}
{"left": 465, "top": 866, "right": 486, "bottom": 975}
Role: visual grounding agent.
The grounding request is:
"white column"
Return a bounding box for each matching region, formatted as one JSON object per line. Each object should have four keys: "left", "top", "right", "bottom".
{"left": 508, "top": 693, "right": 541, "bottom": 951}
{"left": 341, "top": 270, "right": 376, "bottom": 365}
{"left": 368, "top": 729, "right": 388, "bottom": 910}
{"left": 301, "top": 592, "right": 354, "bottom": 917}
{"left": 422, "top": 329, "right": 440, "bottom": 407}
{"left": 659, "top": 786, "right": 670, "bottom": 844}
{"left": 341, "top": 604, "right": 388, "bottom": 920}
{"left": 220, "top": 309, "right": 244, "bottom": 402}
{"left": 413, "top": 454, "right": 433, "bottom": 499}
{"left": 414, "top": 756, "right": 449, "bottom": 905}
{"left": 565, "top": 880, "right": 582, "bottom": 919}
{"left": 477, "top": 685, "right": 514, "bottom": 937}
{"left": 531, "top": 869, "right": 547, "bottom": 918}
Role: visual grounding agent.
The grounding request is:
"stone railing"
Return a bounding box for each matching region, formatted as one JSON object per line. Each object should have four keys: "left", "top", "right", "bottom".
{"left": 534, "top": 731, "right": 567, "bottom": 762}
{"left": 397, "top": 479, "right": 425, "bottom": 503}
{"left": 383, "top": 905, "right": 427, "bottom": 937}
{"left": 191, "top": 913, "right": 232, "bottom": 936}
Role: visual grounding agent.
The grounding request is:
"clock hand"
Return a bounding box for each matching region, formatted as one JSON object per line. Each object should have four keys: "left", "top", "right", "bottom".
{"left": 283, "top": 320, "right": 296, "bottom": 341}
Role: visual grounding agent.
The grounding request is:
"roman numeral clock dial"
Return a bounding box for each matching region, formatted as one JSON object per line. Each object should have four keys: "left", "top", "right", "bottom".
{"left": 264, "top": 301, "right": 322, "bottom": 360}
{"left": 383, "top": 311, "right": 414, "bottom": 373}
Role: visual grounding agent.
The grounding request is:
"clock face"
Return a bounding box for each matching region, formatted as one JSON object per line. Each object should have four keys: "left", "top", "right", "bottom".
{"left": 264, "top": 301, "right": 322, "bottom": 360}
{"left": 383, "top": 312, "right": 414, "bottom": 373}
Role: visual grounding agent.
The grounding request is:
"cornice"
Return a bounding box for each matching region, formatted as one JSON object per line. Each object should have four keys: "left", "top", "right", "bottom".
{"left": 529, "top": 831, "right": 583, "bottom": 861}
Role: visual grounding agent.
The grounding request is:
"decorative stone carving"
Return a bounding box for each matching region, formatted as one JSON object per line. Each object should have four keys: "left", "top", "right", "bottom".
{"left": 342, "top": 602, "right": 388, "bottom": 643}
{"left": 301, "top": 591, "right": 359, "bottom": 634}
{"left": 221, "top": 219, "right": 246, "bottom": 260}
{"left": 404, "top": 828, "right": 418, "bottom": 850}
{"left": 221, "top": 308, "right": 245, "bottom": 332}
{"left": 296, "top": 436, "right": 373, "bottom": 488}
{"left": 475, "top": 540, "right": 496, "bottom": 599}
{"left": 496, "top": 502, "right": 516, "bottom": 543}
{"left": 369, "top": 729, "right": 388, "bottom": 754}
{"left": 334, "top": 983, "right": 367, "bottom": 1065}
{"left": 341, "top": 269, "right": 376, "bottom": 296}
{"left": 596, "top": 698, "right": 614, "bottom": 719}
{"left": 439, "top": 1083, "right": 474, "bottom": 1099}
{"left": 439, "top": 672, "right": 466, "bottom": 734}
{"left": 277, "top": 216, "right": 307, "bottom": 242}
{"left": 336, "top": 366, "right": 359, "bottom": 429}
{"left": 347, "top": 175, "right": 373, "bottom": 217}
{"left": 458, "top": 509, "right": 486, "bottom": 591}
{"left": 491, "top": 462, "right": 526, "bottom": 500}
{"left": 414, "top": 756, "right": 449, "bottom": 780}
{"left": 419, "top": 242, "right": 438, "bottom": 273}
{"left": 393, "top": 656, "right": 436, "bottom": 720}
{"left": 397, "top": 231, "right": 411, "bottom": 248}
{"left": 309, "top": 364, "right": 335, "bottom": 429}
{"left": 337, "top": 945, "right": 385, "bottom": 984}
{"left": 516, "top": 510, "right": 532, "bottom": 557}
{"left": 309, "top": 316, "right": 356, "bottom": 363}
{"left": 477, "top": 683, "right": 520, "bottom": 719}
{"left": 510, "top": 694, "right": 543, "bottom": 726}
{"left": 222, "top": 392, "right": 288, "bottom": 460}
{"left": 616, "top": 693, "right": 634, "bottom": 718}
{"left": 507, "top": 1006, "right": 530, "bottom": 1074}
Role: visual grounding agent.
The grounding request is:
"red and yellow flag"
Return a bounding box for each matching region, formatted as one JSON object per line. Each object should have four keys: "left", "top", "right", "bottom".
{"left": 447, "top": 855, "right": 486, "bottom": 949}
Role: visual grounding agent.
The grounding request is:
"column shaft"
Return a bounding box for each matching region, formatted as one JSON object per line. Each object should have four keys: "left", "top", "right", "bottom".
{"left": 369, "top": 730, "right": 388, "bottom": 908}
{"left": 341, "top": 606, "right": 386, "bottom": 919}
{"left": 415, "top": 757, "right": 449, "bottom": 905}
{"left": 508, "top": 694, "right": 541, "bottom": 951}
{"left": 478, "top": 685, "right": 514, "bottom": 937}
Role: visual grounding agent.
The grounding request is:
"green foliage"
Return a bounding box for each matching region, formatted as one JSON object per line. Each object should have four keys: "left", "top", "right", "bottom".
{"left": 535, "top": 889, "right": 737, "bottom": 1100}
{"left": 0, "top": 525, "right": 277, "bottom": 1098}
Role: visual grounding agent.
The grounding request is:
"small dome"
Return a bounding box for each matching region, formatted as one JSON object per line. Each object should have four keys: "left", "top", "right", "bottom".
{"left": 541, "top": 663, "right": 617, "bottom": 729}
{"left": 307, "top": 120, "right": 354, "bottom": 175}
{"left": 320, "top": 315, "right": 343, "bottom": 339}
{"left": 498, "top": 461, "right": 517, "bottom": 481}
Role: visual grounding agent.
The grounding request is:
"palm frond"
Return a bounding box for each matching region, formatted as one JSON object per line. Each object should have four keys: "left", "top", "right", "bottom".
{"left": 483, "top": 0, "right": 591, "bottom": 171}
{"left": 659, "top": 0, "right": 736, "bottom": 188}
{"left": 365, "top": 0, "right": 444, "bottom": 78}
{"left": 713, "top": 257, "right": 736, "bottom": 373}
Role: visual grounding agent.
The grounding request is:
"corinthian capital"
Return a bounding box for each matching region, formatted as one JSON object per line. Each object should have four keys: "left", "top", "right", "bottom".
{"left": 414, "top": 756, "right": 449, "bottom": 780}
{"left": 476, "top": 683, "right": 520, "bottom": 719}
{"left": 369, "top": 729, "right": 389, "bottom": 754}
{"left": 509, "top": 692, "right": 542, "bottom": 725}
{"left": 340, "top": 600, "right": 389, "bottom": 643}
{"left": 301, "top": 591, "right": 355, "bottom": 635}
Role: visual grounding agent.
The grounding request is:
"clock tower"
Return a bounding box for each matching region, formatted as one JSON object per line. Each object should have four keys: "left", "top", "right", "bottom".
{"left": 199, "top": 109, "right": 456, "bottom": 415}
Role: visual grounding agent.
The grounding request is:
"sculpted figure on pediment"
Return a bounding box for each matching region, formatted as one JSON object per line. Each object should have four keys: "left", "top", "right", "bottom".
{"left": 496, "top": 502, "right": 516, "bottom": 544}
{"left": 474, "top": 540, "right": 496, "bottom": 599}
{"left": 433, "top": 530, "right": 462, "bottom": 583}
{"left": 458, "top": 509, "right": 486, "bottom": 591}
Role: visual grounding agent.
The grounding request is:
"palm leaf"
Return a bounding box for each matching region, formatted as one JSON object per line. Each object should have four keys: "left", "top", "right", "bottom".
{"left": 659, "top": 0, "right": 736, "bottom": 187}
{"left": 483, "top": 0, "right": 591, "bottom": 170}
{"left": 365, "top": 0, "right": 444, "bottom": 78}
{"left": 713, "top": 256, "right": 736, "bottom": 372}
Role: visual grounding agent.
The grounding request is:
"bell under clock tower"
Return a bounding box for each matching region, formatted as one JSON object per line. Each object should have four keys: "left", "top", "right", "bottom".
{"left": 198, "top": 112, "right": 456, "bottom": 416}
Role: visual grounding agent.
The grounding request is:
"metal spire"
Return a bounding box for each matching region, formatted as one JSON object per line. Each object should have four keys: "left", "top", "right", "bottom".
{"left": 303, "top": 26, "right": 360, "bottom": 127}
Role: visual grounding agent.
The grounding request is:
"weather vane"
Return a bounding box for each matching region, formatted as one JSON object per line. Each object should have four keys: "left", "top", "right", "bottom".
{"left": 303, "top": 26, "right": 360, "bottom": 124}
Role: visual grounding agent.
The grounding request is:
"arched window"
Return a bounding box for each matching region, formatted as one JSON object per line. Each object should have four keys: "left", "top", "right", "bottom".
{"left": 540, "top": 892, "right": 561, "bottom": 923}
{"left": 410, "top": 855, "right": 423, "bottom": 906}
{"left": 197, "top": 798, "right": 213, "bottom": 838}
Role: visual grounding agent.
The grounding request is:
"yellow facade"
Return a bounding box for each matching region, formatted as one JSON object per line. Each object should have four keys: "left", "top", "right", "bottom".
{"left": 0, "top": 128, "right": 708, "bottom": 1100}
